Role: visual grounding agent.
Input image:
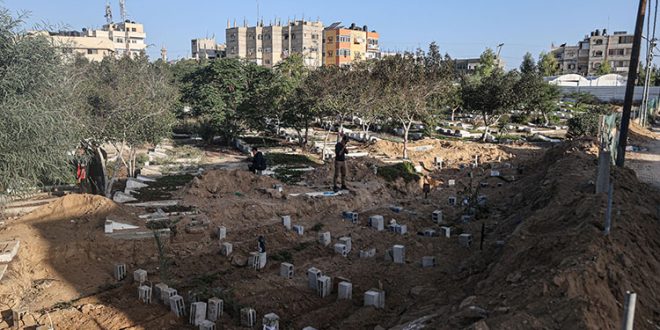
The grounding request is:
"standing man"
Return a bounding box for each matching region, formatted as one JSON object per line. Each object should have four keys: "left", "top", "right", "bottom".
{"left": 248, "top": 147, "right": 267, "bottom": 174}
{"left": 257, "top": 236, "right": 267, "bottom": 269}
{"left": 333, "top": 135, "right": 349, "bottom": 192}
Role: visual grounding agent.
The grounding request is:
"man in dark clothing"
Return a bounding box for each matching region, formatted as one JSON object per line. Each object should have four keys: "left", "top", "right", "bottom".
{"left": 249, "top": 147, "right": 267, "bottom": 174}
{"left": 333, "top": 135, "right": 349, "bottom": 192}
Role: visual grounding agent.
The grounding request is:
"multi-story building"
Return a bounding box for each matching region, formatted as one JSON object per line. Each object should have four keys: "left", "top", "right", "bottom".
{"left": 322, "top": 22, "right": 380, "bottom": 67}
{"left": 41, "top": 20, "right": 146, "bottom": 62}
{"left": 453, "top": 57, "right": 506, "bottom": 75}
{"left": 226, "top": 19, "right": 323, "bottom": 68}
{"left": 551, "top": 29, "right": 633, "bottom": 76}
{"left": 191, "top": 38, "right": 226, "bottom": 60}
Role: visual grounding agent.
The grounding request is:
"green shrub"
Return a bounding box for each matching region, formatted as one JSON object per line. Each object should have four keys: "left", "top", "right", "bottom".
{"left": 378, "top": 162, "right": 420, "bottom": 183}
{"left": 567, "top": 112, "right": 599, "bottom": 137}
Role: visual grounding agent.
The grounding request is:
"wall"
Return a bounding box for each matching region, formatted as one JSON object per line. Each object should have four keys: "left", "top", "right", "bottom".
{"left": 559, "top": 86, "right": 660, "bottom": 103}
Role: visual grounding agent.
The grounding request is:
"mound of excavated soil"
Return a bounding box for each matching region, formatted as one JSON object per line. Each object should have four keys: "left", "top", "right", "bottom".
{"left": 20, "top": 194, "right": 119, "bottom": 223}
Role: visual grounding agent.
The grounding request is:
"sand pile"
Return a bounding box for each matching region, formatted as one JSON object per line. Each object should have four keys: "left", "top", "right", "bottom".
{"left": 21, "top": 194, "right": 119, "bottom": 223}
{"left": 397, "top": 139, "right": 660, "bottom": 330}
{"left": 369, "top": 138, "right": 519, "bottom": 169}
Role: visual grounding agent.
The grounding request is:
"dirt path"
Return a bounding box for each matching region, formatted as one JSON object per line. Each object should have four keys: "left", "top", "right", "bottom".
{"left": 626, "top": 125, "right": 660, "bottom": 189}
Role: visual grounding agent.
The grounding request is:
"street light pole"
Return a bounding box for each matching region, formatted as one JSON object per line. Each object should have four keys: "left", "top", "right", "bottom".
{"left": 617, "top": 0, "right": 648, "bottom": 167}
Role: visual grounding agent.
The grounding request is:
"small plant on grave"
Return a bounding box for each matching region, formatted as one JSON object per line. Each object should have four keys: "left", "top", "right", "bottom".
{"left": 377, "top": 162, "right": 420, "bottom": 183}
{"left": 270, "top": 250, "right": 293, "bottom": 263}
{"left": 152, "top": 229, "right": 173, "bottom": 284}
{"left": 293, "top": 242, "right": 312, "bottom": 252}
{"left": 311, "top": 222, "right": 324, "bottom": 232}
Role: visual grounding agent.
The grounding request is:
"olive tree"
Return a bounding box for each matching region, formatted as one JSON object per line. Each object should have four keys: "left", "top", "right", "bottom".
{"left": 0, "top": 9, "right": 86, "bottom": 198}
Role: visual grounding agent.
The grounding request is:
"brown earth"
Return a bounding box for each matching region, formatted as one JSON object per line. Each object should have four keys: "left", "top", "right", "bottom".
{"left": 0, "top": 139, "right": 658, "bottom": 330}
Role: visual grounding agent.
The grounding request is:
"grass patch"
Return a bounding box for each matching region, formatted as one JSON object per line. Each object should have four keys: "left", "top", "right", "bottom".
{"left": 273, "top": 167, "right": 306, "bottom": 184}
{"left": 265, "top": 153, "right": 316, "bottom": 166}
{"left": 293, "top": 241, "right": 312, "bottom": 252}
{"left": 241, "top": 136, "right": 283, "bottom": 148}
{"left": 378, "top": 162, "right": 420, "bottom": 183}
{"left": 134, "top": 174, "right": 194, "bottom": 201}
{"left": 270, "top": 250, "right": 293, "bottom": 263}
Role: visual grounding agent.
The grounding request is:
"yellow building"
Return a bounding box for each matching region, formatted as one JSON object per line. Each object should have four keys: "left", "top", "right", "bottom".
{"left": 323, "top": 22, "right": 380, "bottom": 67}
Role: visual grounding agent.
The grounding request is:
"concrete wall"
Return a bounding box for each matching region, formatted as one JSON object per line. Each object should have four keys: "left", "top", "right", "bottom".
{"left": 559, "top": 86, "right": 660, "bottom": 103}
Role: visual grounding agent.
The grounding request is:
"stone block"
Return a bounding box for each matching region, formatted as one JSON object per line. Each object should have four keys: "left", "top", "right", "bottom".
{"left": 0, "top": 241, "right": 19, "bottom": 263}
{"left": 199, "top": 320, "right": 216, "bottom": 330}
{"left": 216, "top": 226, "right": 226, "bottom": 240}
{"left": 280, "top": 262, "right": 294, "bottom": 279}
{"left": 114, "top": 263, "right": 127, "bottom": 281}
{"left": 338, "top": 281, "right": 352, "bottom": 300}
{"left": 432, "top": 210, "right": 443, "bottom": 224}
{"left": 138, "top": 285, "right": 152, "bottom": 304}
{"left": 169, "top": 295, "right": 185, "bottom": 317}
{"left": 240, "top": 307, "right": 257, "bottom": 327}
{"left": 281, "top": 216, "right": 291, "bottom": 230}
{"left": 154, "top": 283, "right": 168, "bottom": 302}
{"left": 423, "top": 229, "right": 436, "bottom": 237}
{"left": 359, "top": 248, "right": 376, "bottom": 258}
{"left": 390, "top": 206, "right": 403, "bottom": 213}
{"left": 338, "top": 237, "right": 352, "bottom": 253}
{"left": 368, "top": 215, "right": 384, "bottom": 231}
{"left": 307, "top": 267, "right": 322, "bottom": 290}
{"left": 393, "top": 245, "right": 405, "bottom": 264}
{"left": 0, "top": 264, "right": 7, "bottom": 281}
{"left": 263, "top": 313, "right": 280, "bottom": 330}
{"left": 162, "top": 288, "right": 178, "bottom": 306}
{"left": 189, "top": 302, "right": 207, "bottom": 326}
{"left": 207, "top": 297, "right": 223, "bottom": 322}
{"left": 113, "top": 191, "right": 137, "bottom": 204}
{"left": 490, "top": 170, "right": 500, "bottom": 177}
{"left": 440, "top": 226, "right": 451, "bottom": 238}
{"left": 422, "top": 256, "right": 436, "bottom": 268}
{"left": 334, "top": 243, "right": 348, "bottom": 257}
{"left": 293, "top": 225, "right": 304, "bottom": 235}
{"left": 384, "top": 247, "right": 393, "bottom": 262}
{"left": 133, "top": 269, "right": 147, "bottom": 284}
{"left": 343, "top": 211, "right": 359, "bottom": 224}
{"left": 318, "top": 232, "right": 331, "bottom": 246}
{"left": 248, "top": 252, "right": 260, "bottom": 270}
{"left": 317, "top": 275, "right": 332, "bottom": 298}
{"left": 126, "top": 178, "right": 148, "bottom": 190}
{"left": 364, "top": 289, "right": 385, "bottom": 309}
{"left": 221, "top": 242, "right": 233, "bottom": 256}
{"left": 448, "top": 179, "right": 456, "bottom": 187}
{"left": 459, "top": 233, "right": 473, "bottom": 248}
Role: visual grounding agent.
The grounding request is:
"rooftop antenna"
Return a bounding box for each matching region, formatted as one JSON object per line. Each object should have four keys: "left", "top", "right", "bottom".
{"left": 119, "top": 0, "right": 127, "bottom": 21}
{"left": 256, "top": 0, "right": 260, "bottom": 25}
{"left": 105, "top": 0, "right": 113, "bottom": 25}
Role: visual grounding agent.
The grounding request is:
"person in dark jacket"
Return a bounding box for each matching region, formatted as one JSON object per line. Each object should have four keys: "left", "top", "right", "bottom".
{"left": 333, "top": 135, "right": 349, "bottom": 192}
{"left": 249, "top": 147, "right": 267, "bottom": 174}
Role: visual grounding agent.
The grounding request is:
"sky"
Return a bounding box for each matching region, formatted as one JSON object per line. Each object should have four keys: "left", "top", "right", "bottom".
{"left": 2, "top": 0, "right": 642, "bottom": 68}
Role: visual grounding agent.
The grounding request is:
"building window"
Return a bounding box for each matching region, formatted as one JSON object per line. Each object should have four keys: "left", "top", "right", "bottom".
{"left": 594, "top": 39, "right": 604, "bottom": 45}
{"left": 131, "top": 27, "right": 136, "bottom": 32}
{"left": 258, "top": 47, "right": 262, "bottom": 52}
{"left": 312, "top": 34, "right": 318, "bottom": 39}
{"left": 619, "top": 36, "right": 634, "bottom": 44}
{"left": 231, "top": 33, "right": 236, "bottom": 40}
{"left": 608, "top": 48, "right": 625, "bottom": 56}
{"left": 327, "top": 51, "right": 333, "bottom": 57}
{"left": 87, "top": 49, "right": 98, "bottom": 55}
{"left": 592, "top": 50, "right": 603, "bottom": 57}
{"left": 258, "top": 34, "right": 262, "bottom": 40}
{"left": 336, "top": 35, "right": 350, "bottom": 43}
{"left": 292, "top": 33, "right": 296, "bottom": 40}
{"left": 265, "top": 34, "right": 271, "bottom": 40}
{"left": 336, "top": 49, "right": 350, "bottom": 57}
{"left": 265, "top": 59, "right": 271, "bottom": 64}
{"left": 116, "top": 38, "right": 124, "bottom": 43}
{"left": 327, "top": 37, "right": 333, "bottom": 42}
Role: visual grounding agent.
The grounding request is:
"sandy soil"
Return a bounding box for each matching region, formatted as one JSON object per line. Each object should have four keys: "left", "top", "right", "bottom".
{"left": 1, "top": 139, "right": 658, "bottom": 330}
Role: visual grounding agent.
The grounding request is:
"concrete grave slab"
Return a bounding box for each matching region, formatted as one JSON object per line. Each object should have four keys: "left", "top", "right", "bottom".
{"left": 113, "top": 191, "right": 137, "bottom": 203}
{"left": 0, "top": 240, "right": 20, "bottom": 263}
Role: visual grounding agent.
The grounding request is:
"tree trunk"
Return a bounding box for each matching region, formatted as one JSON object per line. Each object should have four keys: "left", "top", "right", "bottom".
{"left": 105, "top": 143, "right": 126, "bottom": 197}
{"left": 451, "top": 107, "right": 457, "bottom": 122}
{"left": 402, "top": 120, "right": 412, "bottom": 159}
{"left": 481, "top": 112, "right": 490, "bottom": 142}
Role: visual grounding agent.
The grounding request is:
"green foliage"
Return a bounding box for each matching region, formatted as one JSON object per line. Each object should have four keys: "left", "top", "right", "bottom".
{"left": 477, "top": 48, "right": 497, "bottom": 77}
{"left": 293, "top": 241, "right": 312, "bottom": 252}
{"left": 377, "top": 162, "right": 421, "bottom": 183}
{"left": 311, "top": 223, "right": 324, "bottom": 232}
{"left": 516, "top": 69, "right": 561, "bottom": 126}
{"left": 567, "top": 112, "right": 600, "bottom": 137}
{"left": 461, "top": 69, "right": 519, "bottom": 138}
{"left": 265, "top": 153, "right": 316, "bottom": 166}
{"left": 520, "top": 52, "right": 538, "bottom": 74}
{"left": 0, "top": 9, "right": 86, "bottom": 194}
{"left": 270, "top": 250, "right": 293, "bottom": 263}
{"left": 596, "top": 60, "right": 612, "bottom": 75}
{"left": 538, "top": 52, "right": 560, "bottom": 76}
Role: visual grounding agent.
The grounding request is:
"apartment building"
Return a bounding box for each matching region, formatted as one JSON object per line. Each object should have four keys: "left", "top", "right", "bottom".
{"left": 453, "top": 57, "right": 506, "bottom": 75}
{"left": 225, "top": 19, "right": 323, "bottom": 68}
{"left": 552, "top": 29, "right": 634, "bottom": 76}
{"left": 322, "top": 22, "right": 380, "bottom": 67}
{"left": 42, "top": 20, "right": 147, "bottom": 62}
{"left": 191, "top": 38, "right": 226, "bottom": 60}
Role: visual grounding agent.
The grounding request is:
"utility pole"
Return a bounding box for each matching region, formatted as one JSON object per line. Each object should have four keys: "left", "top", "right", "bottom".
{"left": 496, "top": 43, "right": 504, "bottom": 68}
{"left": 617, "top": 0, "right": 648, "bottom": 167}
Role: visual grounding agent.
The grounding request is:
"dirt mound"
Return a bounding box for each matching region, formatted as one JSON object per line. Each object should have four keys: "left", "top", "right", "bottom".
{"left": 20, "top": 193, "right": 119, "bottom": 223}
{"left": 629, "top": 121, "right": 659, "bottom": 147}
{"left": 185, "top": 169, "right": 282, "bottom": 197}
{"left": 369, "top": 138, "right": 531, "bottom": 169}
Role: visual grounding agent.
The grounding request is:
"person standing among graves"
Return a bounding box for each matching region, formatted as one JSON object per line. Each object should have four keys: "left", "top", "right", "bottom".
{"left": 248, "top": 147, "right": 267, "bottom": 174}
{"left": 257, "top": 236, "right": 267, "bottom": 269}
{"left": 333, "top": 135, "right": 349, "bottom": 192}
